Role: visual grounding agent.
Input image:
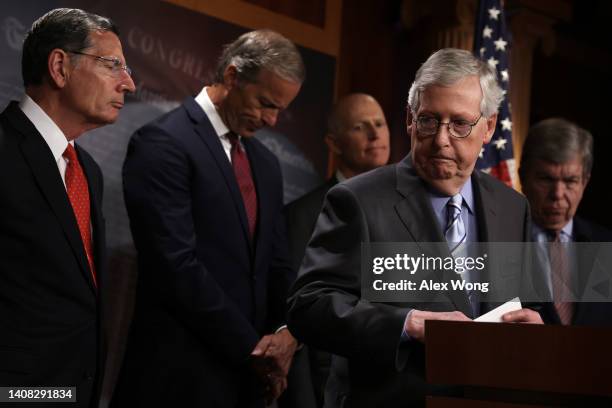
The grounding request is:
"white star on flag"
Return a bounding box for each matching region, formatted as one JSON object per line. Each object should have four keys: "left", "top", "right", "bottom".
{"left": 493, "top": 137, "right": 507, "bottom": 150}
{"left": 480, "top": 47, "right": 486, "bottom": 57}
{"left": 501, "top": 89, "right": 507, "bottom": 96}
{"left": 488, "top": 7, "right": 501, "bottom": 20}
{"left": 479, "top": 147, "right": 485, "bottom": 159}
{"left": 483, "top": 26, "right": 493, "bottom": 38}
{"left": 487, "top": 57, "right": 499, "bottom": 69}
{"left": 501, "top": 117, "right": 512, "bottom": 131}
{"left": 500, "top": 69, "right": 509, "bottom": 81}
{"left": 494, "top": 37, "right": 507, "bottom": 51}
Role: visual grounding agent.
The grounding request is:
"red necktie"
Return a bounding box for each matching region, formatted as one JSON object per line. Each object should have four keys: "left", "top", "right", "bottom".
{"left": 548, "top": 231, "right": 573, "bottom": 325}
{"left": 63, "top": 144, "right": 97, "bottom": 288}
{"left": 228, "top": 134, "right": 258, "bottom": 239}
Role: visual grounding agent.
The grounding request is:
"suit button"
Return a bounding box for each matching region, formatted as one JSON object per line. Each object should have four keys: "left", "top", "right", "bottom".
{"left": 252, "top": 275, "right": 257, "bottom": 282}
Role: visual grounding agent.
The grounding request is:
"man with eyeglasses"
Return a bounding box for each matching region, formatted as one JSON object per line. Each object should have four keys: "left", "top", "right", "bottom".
{"left": 287, "top": 48, "right": 542, "bottom": 407}
{"left": 0, "top": 8, "right": 134, "bottom": 408}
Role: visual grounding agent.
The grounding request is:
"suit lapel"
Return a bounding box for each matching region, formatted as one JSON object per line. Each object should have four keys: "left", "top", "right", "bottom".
{"left": 187, "top": 99, "right": 252, "bottom": 249}
{"left": 471, "top": 172, "right": 497, "bottom": 242}
{"left": 77, "top": 146, "right": 105, "bottom": 293}
{"left": 394, "top": 157, "right": 473, "bottom": 316}
{"left": 7, "top": 103, "right": 95, "bottom": 294}
{"left": 471, "top": 173, "right": 502, "bottom": 313}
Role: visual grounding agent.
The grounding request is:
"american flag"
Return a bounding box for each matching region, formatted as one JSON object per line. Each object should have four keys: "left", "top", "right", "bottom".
{"left": 474, "top": 0, "right": 516, "bottom": 187}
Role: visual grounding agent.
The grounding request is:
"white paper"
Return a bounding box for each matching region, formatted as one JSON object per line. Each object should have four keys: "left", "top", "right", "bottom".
{"left": 474, "top": 297, "right": 522, "bottom": 322}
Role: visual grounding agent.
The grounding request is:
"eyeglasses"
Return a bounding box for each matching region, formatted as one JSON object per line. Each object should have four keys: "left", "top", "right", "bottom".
{"left": 67, "top": 51, "right": 132, "bottom": 77}
{"left": 415, "top": 114, "right": 482, "bottom": 139}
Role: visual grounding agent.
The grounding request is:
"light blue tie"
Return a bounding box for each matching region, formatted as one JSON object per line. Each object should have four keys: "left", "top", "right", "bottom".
{"left": 445, "top": 193, "right": 478, "bottom": 315}
{"left": 445, "top": 194, "right": 466, "bottom": 254}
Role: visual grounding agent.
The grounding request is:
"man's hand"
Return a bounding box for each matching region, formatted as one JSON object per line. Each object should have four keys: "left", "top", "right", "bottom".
{"left": 502, "top": 308, "right": 543, "bottom": 324}
{"left": 250, "top": 329, "right": 298, "bottom": 402}
{"left": 405, "top": 310, "right": 471, "bottom": 342}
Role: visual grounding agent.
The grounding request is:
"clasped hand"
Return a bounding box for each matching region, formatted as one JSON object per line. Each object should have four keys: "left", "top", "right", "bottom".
{"left": 250, "top": 328, "right": 298, "bottom": 404}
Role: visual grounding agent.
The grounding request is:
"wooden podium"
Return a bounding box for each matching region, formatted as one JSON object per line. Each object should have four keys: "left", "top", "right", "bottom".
{"left": 425, "top": 321, "right": 612, "bottom": 407}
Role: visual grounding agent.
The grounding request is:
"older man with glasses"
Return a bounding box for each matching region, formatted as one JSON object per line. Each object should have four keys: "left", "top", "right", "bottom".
{"left": 0, "top": 8, "right": 135, "bottom": 408}
{"left": 287, "top": 48, "right": 543, "bottom": 408}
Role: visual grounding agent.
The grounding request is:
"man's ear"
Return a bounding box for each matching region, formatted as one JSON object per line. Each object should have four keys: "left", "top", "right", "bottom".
{"left": 406, "top": 109, "right": 414, "bottom": 133}
{"left": 48, "top": 48, "right": 70, "bottom": 88}
{"left": 483, "top": 112, "right": 498, "bottom": 144}
{"left": 583, "top": 172, "right": 591, "bottom": 188}
{"left": 325, "top": 133, "right": 342, "bottom": 155}
{"left": 222, "top": 65, "right": 239, "bottom": 90}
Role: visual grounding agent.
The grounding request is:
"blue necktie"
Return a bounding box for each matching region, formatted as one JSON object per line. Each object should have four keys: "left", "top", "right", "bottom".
{"left": 445, "top": 194, "right": 466, "bottom": 254}
{"left": 445, "top": 194, "right": 478, "bottom": 314}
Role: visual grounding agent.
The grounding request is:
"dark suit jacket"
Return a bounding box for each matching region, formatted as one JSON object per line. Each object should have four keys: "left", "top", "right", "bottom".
{"left": 286, "top": 177, "right": 338, "bottom": 272}
{"left": 287, "top": 156, "right": 531, "bottom": 408}
{"left": 113, "top": 97, "right": 294, "bottom": 407}
{"left": 282, "top": 177, "right": 338, "bottom": 408}
{"left": 539, "top": 216, "right": 612, "bottom": 326}
{"left": 0, "top": 101, "right": 106, "bottom": 407}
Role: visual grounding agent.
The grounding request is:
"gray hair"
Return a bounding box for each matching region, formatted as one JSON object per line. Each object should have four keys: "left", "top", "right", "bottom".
{"left": 22, "top": 8, "right": 118, "bottom": 87}
{"left": 519, "top": 118, "right": 594, "bottom": 179}
{"left": 407, "top": 48, "right": 503, "bottom": 118}
{"left": 214, "top": 29, "right": 305, "bottom": 85}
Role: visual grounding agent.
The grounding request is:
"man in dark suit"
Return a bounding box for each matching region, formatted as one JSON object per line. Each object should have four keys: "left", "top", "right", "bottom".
{"left": 287, "top": 48, "right": 542, "bottom": 408}
{"left": 520, "top": 118, "right": 612, "bottom": 326}
{"left": 282, "top": 93, "right": 390, "bottom": 408}
{"left": 0, "top": 8, "right": 135, "bottom": 407}
{"left": 286, "top": 93, "right": 390, "bottom": 272}
{"left": 113, "top": 30, "right": 303, "bottom": 407}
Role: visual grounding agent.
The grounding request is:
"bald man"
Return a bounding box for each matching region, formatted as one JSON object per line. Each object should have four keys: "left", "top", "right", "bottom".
{"left": 286, "top": 93, "right": 390, "bottom": 272}
{"left": 282, "top": 93, "right": 390, "bottom": 408}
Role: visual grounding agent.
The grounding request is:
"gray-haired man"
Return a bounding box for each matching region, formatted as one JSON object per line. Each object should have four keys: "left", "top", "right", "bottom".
{"left": 520, "top": 118, "right": 612, "bottom": 326}
{"left": 113, "top": 29, "right": 304, "bottom": 407}
{"left": 287, "top": 48, "right": 541, "bottom": 407}
{"left": 0, "top": 8, "right": 134, "bottom": 408}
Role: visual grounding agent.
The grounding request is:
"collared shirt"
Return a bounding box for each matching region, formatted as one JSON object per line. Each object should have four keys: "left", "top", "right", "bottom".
{"left": 194, "top": 87, "right": 287, "bottom": 335}
{"left": 195, "top": 86, "right": 237, "bottom": 163}
{"left": 335, "top": 169, "right": 347, "bottom": 183}
{"left": 19, "top": 94, "right": 73, "bottom": 189}
{"left": 532, "top": 220, "right": 575, "bottom": 297}
{"left": 403, "top": 177, "right": 479, "bottom": 340}
{"left": 428, "top": 177, "right": 478, "bottom": 243}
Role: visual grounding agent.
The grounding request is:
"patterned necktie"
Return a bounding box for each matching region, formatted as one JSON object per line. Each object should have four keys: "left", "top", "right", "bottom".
{"left": 548, "top": 231, "right": 574, "bottom": 325}
{"left": 445, "top": 193, "right": 478, "bottom": 314}
{"left": 228, "top": 133, "right": 258, "bottom": 240}
{"left": 63, "top": 144, "right": 97, "bottom": 288}
{"left": 445, "top": 194, "right": 466, "bottom": 254}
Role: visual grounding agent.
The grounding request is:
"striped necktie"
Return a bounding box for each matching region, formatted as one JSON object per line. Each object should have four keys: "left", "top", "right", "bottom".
{"left": 445, "top": 194, "right": 466, "bottom": 254}
{"left": 548, "top": 231, "right": 574, "bottom": 325}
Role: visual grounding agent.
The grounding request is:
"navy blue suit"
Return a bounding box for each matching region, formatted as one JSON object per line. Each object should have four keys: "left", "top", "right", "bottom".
{"left": 112, "top": 97, "right": 294, "bottom": 407}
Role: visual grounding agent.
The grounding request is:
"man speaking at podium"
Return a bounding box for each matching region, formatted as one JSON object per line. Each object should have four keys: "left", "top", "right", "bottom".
{"left": 287, "top": 48, "right": 542, "bottom": 407}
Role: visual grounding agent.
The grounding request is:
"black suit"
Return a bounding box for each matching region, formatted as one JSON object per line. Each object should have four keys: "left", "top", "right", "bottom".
{"left": 286, "top": 177, "right": 338, "bottom": 272}
{"left": 539, "top": 216, "right": 612, "bottom": 326}
{"left": 287, "top": 156, "right": 532, "bottom": 408}
{"left": 282, "top": 177, "right": 338, "bottom": 408}
{"left": 0, "top": 101, "right": 106, "bottom": 407}
{"left": 112, "top": 97, "right": 294, "bottom": 407}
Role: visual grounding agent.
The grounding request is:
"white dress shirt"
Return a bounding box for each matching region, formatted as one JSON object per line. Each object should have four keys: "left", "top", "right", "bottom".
{"left": 195, "top": 86, "right": 241, "bottom": 163}
{"left": 19, "top": 94, "right": 73, "bottom": 189}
